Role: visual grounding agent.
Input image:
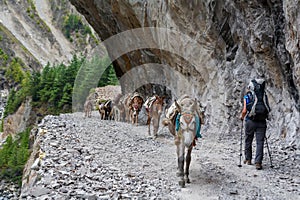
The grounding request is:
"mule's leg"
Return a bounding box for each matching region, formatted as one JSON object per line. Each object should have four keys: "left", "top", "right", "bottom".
{"left": 129, "top": 110, "right": 133, "bottom": 124}
{"left": 153, "top": 115, "right": 160, "bottom": 137}
{"left": 127, "top": 109, "right": 131, "bottom": 123}
{"left": 185, "top": 146, "right": 193, "bottom": 183}
{"left": 116, "top": 109, "right": 120, "bottom": 121}
{"left": 153, "top": 118, "right": 158, "bottom": 137}
{"left": 132, "top": 112, "right": 136, "bottom": 125}
{"left": 148, "top": 117, "right": 151, "bottom": 136}
{"left": 176, "top": 143, "right": 185, "bottom": 187}
{"left": 168, "top": 122, "right": 176, "bottom": 136}
{"left": 135, "top": 114, "right": 138, "bottom": 126}
{"left": 124, "top": 109, "right": 128, "bottom": 122}
{"left": 88, "top": 108, "right": 92, "bottom": 117}
{"left": 131, "top": 111, "right": 135, "bottom": 124}
{"left": 146, "top": 113, "right": 151, "bottom": 125}
{"left": 117, "top": 109, "right": 121, "bottom": 121}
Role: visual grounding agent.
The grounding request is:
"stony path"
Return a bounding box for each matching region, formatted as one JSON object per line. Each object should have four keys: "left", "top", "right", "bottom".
{"left": 20, "top": 112, "right": 180, "bottom": 199}
{"left": 19, "top": 112, "right": 299, "bottom": 199}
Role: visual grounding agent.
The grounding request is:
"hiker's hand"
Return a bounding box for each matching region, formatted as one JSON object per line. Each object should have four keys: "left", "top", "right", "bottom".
{"left": 240, "top": 116, "right": 244, "bottom": 121}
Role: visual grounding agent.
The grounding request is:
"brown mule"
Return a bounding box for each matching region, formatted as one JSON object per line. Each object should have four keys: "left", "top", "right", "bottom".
{"left": 130, "top": 95, "right": 144, "bottom": 125}
{"left": 145, "top": 95, "right": 165, "bottom": 137}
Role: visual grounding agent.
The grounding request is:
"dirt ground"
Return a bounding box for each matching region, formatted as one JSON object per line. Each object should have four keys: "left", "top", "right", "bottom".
{"left": 170, "top": 128, "right": 299, "bottom": 200}
{"left": 20, "top": 111, "right": 299, "bottom": 199}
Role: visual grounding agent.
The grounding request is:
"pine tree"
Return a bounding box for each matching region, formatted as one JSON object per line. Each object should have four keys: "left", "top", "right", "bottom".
{"left": 30, "top": 71, "right": 41, "bottom": 102}
{"left": 59, "top": 83, "right": 73, "bottom": 110}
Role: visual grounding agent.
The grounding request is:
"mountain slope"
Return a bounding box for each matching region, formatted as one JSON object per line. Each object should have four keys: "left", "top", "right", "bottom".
{"left": 0, "top": 0, "right": 100, "bottom": 138}
{"left": 0, "top": 0, "right": 99, "bottom": 82}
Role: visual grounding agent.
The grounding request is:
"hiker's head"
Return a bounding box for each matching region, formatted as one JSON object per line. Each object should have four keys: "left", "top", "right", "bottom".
{"left": 255, "top": 78, "right": 265, "bottom": 85}
{"left": 247, "top": 78, "right": 265, "bottom": 91}
{"left": 247, "top": 81, "right": 255, "bottom": 91}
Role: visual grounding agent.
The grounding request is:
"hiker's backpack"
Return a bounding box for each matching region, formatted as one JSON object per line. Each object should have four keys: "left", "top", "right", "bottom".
{"left": 246, "top": 79, "right": 271, "bottom": 121}
{"left": 245, "top": 91, "right": 254, "bottom": 111}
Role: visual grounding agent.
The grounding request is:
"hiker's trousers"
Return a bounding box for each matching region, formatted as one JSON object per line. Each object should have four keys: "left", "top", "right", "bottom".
{"left": 244, "top": 119, "right": 267, "bottom": 164}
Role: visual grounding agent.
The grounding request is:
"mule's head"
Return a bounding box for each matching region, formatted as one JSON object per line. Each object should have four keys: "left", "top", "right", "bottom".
{"left": 175, "top": 98, "right": 197, "bottom": 148}
{"left": 153, "top": 95, "right": 165, "bottom": 115}
{"left": 132, "top": 96, "right": 143, "bottom": 111}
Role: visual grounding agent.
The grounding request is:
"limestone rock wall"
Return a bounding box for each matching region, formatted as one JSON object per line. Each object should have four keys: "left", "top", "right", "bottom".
{"left": 70, "top": 0, "right": 299, "bottom": 148}
{"left": 1, "top": 97, "right": 32, "bottom": 140}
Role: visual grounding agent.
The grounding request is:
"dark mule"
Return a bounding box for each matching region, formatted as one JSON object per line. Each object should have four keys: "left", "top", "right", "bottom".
{"left": 96, "top": 99, "right": 112, "bottom": 120}
{"left": 145, "top": 95, "right": 165, "bottom": 137}
{"left": 103, "top": 100, "right": 112, "bottom": 120}
{"left": 96, "top": 99, "right": 106, "bottom": 120}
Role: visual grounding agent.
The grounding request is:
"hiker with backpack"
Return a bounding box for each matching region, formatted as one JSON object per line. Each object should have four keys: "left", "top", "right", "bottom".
{"left": 240, "top": 79, "right": 271, "bottom": 170}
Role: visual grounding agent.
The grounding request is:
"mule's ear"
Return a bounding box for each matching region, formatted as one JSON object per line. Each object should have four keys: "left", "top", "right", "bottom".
{"left": 192, "top": 98, "right": 197, "bottom": 110}
{"left": 175, "top": 100, "right": 181, "bottom": 113}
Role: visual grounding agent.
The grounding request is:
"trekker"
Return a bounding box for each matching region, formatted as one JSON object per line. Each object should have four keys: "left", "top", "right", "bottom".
{"left": 240, "top": 79, "right": 271, "bottom": 170}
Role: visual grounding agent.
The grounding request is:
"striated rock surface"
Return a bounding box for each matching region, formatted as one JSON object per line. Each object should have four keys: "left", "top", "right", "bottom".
{"left": 70, "top": 0, "right": 300, "bottom": 148}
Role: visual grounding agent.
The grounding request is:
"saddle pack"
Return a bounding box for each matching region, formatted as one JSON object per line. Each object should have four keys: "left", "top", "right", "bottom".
{"left": 246, "top": 79, "right": 271, "bottom": 121}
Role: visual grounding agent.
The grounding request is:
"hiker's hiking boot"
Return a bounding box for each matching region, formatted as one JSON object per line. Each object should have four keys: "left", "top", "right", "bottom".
{"left": 243, "top": 160, "right": 251, "bottom": 165}
{"left": 256, "top": 163, "right": 262, "bottom": 170}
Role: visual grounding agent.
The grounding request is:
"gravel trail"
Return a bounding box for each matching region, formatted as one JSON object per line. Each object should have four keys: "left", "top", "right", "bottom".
{"left": 19, "top": 112, "right": 299, "bottom": 199}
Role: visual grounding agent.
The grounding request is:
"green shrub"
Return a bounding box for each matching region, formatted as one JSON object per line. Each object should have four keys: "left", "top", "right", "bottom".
{"left": 0, "top": 118, "right": 3, "bottom": 132}
{"left": 4, "top": 54, "right": 118, "bottom": 116}
{"left": 63, "top": 14, "right": 93, "bottom": 41}
{"left": 4, "top": 59, "right": 31, "bottom": 117}
{"left": 0, "top": 128, "right": 31, "bottom": 185}
{"left": 5, "top": 59, "right": 25, "bottom": 84}
{"left": 98, "top": 64, "right": 119, "bottom": 87}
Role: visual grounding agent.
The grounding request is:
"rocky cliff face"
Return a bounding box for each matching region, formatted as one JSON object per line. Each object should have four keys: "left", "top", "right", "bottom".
{"left": 0, "top": 0, "right": 96, "bottom": 68}
{"left": 0, "top": 0, "right": 99, "bottom": 91}
{"left": 0, "top": 0, "right": 100, "bottom": 138}
{"left": 70, "top": 0, "right": 299, "bottom": 148}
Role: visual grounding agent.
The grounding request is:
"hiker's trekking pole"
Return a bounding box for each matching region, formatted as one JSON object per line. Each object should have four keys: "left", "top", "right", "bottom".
{"left": 238, "top": 120, "right": 243, "bottom": 167}
{"left": 265, "top": 136, "right": 274, "bottom": 168}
